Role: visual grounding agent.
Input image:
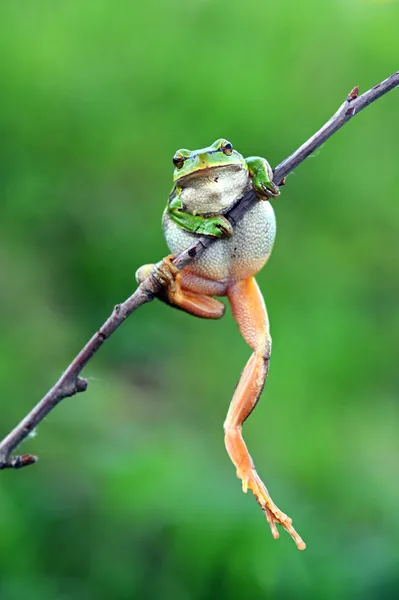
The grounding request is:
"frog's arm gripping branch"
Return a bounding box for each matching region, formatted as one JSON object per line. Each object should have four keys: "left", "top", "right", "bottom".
{"left": 0, "top": 70, "right": 398, "bottom": 470}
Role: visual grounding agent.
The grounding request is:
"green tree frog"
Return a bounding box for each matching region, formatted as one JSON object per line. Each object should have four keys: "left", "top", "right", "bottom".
{"left": 136, "top": 139, "right": 305, "bottom": 550}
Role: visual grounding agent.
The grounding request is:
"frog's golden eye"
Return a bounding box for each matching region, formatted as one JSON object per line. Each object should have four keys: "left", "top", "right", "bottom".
{"left": 173, "top": 155, "right": 185, "bottom": 169}
{"left": 221, "top": 141, "right": 233, "bottom": 156}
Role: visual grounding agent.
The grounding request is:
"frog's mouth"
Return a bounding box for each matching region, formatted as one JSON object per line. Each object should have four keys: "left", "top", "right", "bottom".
{"left": 176, "top": 163, "right": 243, "bottom": 185}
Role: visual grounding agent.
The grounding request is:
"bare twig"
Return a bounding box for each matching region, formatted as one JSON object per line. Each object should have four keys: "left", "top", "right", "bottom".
{"left": 0, "top": 71, "right": 398, "bottom": 470}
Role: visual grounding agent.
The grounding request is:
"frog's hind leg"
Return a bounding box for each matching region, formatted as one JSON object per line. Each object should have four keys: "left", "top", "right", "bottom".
{"left": 136, "top": 258, "right": 226, "bottom": 319}
{"left": 225, "top": 277, "right": 305, "bottom": 550}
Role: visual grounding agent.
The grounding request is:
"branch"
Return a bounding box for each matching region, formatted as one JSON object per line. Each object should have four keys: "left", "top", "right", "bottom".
{"left": 1, "top": 71, "right": 398, "bottom": 470}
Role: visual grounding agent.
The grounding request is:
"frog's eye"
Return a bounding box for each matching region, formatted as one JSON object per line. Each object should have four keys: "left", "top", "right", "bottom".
{"left": 221, "top": 141, "right": 233, "bottom": 156}
{"left": 173, "top": 155, "right": 185, "bottom": 169}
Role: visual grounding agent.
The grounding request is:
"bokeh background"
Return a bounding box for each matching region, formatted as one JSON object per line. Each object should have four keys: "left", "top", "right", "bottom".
{"left": 1, "top": 1, "right": 399, "bottom": 598}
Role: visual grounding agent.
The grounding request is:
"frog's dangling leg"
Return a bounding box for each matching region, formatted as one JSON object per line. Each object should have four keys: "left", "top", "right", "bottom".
{"left": 136, "top": 256, "right": 225, "bottom": 319}
{"left": 225, "top": 277, "right": 306, "bottom": 550}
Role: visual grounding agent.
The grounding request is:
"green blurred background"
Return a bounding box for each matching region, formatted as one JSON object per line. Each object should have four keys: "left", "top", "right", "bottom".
{"left": 1, "top": 1, "right": 398, "bottom": 598}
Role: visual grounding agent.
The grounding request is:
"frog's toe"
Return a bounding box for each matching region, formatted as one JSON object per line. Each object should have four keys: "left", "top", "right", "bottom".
{"left": 236, "top": 467, "right": 306, "bottom": 550}
{"left": 214, "top": 216, "right": 234, "bottom": 237}
{"left": 259, "top": 181, "right": 280, "bottom": 199}
{"left": 136, "top": 255, "right": 179, "bottom": 287}
{"left": 195, "top": 216, "right": 233, "bottom": 238}
{"left": 135, "top": 263, "right": 155, "bottom": 283}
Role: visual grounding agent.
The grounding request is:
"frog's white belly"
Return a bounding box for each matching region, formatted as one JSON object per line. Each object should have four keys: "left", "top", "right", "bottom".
{"left": 163, "top": 200, "right": 276, "bottom": 283}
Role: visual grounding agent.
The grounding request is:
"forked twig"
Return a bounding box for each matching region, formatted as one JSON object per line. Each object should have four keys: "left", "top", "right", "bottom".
{"left": 0, "top": 71, "right": 398, "bottom": 470}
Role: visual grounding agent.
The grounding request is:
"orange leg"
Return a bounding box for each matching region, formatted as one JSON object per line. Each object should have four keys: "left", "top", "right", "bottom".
{"left": 226, "top": 277, "right": 305, "bottom": 550}
{"left": 136, "top": 258, "right": 305, "bottom": 548}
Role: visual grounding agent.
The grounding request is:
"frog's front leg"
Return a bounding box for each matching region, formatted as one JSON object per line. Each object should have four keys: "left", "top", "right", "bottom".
{"left": 167, "top": 193, "right": 233, "bottom": 238}
{"left": 136, "top": 256, "right": 226, "bottom": 319}
{"left": 225, "top": 276, "right": 306, "bottom": 550}
{"left": 246, "top": 156, "right": 280, "bottom": 199}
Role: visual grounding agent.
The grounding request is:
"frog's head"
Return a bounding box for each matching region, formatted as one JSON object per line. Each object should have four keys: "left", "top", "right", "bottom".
{"left": 172, "top": 139, "right": 247, "bottom": 183}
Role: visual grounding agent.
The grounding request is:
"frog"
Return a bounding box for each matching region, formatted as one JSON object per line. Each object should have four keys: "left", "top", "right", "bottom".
{"left": 136, "top": 138, "right": 305, "bottom": 550}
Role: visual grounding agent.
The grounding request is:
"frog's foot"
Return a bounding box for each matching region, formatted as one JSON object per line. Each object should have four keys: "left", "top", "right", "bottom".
{"left": 136, "top": 255, "right": 225, "bottom": 319}
{"left": 257, "top": 180, "right": 280, "bottom": 200}
{"left": 246, "top": 156, "right": 281, "bottom": 200}
{"left": 195, "top": 215, "right": 233, "bottom": 238}
{"left": 167, "top": 204, "right": 233, "bottom": 238}
{"left": 238, "top": 467, "right": 306, "bottom": 550}
{"left": 136, "top": 254, "right": 179, "bottom": 289}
